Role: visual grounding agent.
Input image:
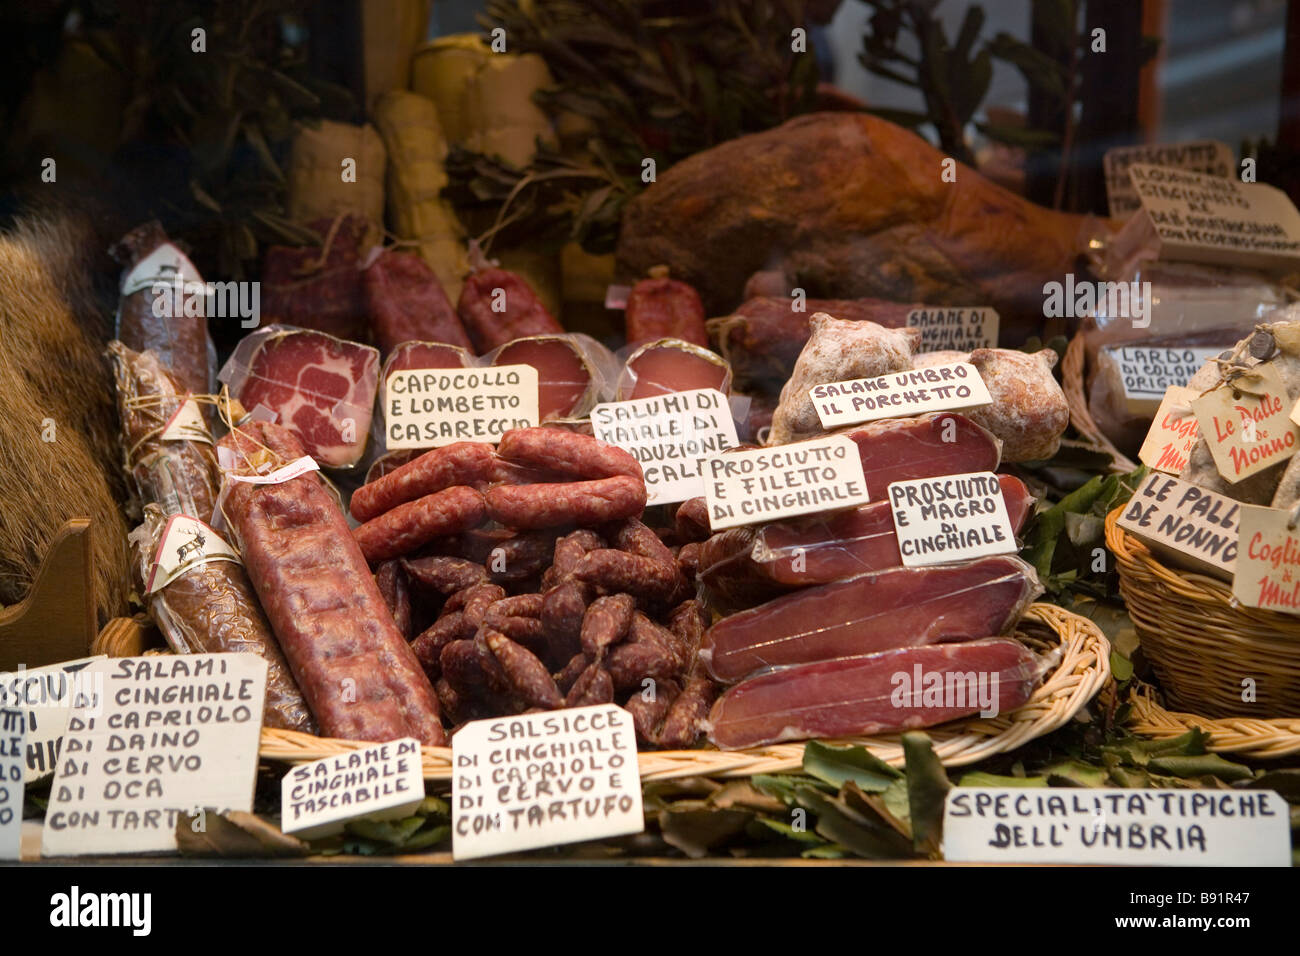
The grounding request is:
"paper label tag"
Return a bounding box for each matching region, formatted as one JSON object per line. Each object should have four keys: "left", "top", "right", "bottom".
{"left": 1139, "top": 386, "right": 1202, "bottom": 474}
{"left": 145, "top": 514, "right": 240, "bottom": 594}
{"left": 811, "top": 362, "right": 992, "bottom": 429}
{"left": 1191, "top": 363, "right": 1299, "bottom": 482}
{"left": 281, "top": 738, "right": 424, "bottom": 840}
{"left": 1128, "top": 163, "right": 1300, "bottom": 272}
{"left": 1106, "top": 346, "right": 1222, "bottom": 415}
{"left": 121, "top": 243, "right": 203, "bottom": 296}
{"left": 702, "top": 435, "right": 872, "bottom": 531}
{"left": 222, "top": 455, "right": 320, "bottom": 484}
{"left": 1103, "top": 141, "right": 1234, "bottom": 219}
{"left": 943, "top": 787, "right": 1291, "bottom": 866}
{"left": 0, "top": 657, "right": 104, "bottom": 784}
{"left": 905, "top": 307, "right": 999, "bottom": 352}
{"left": 159, "top": 399, "right": 211, "bottom": 444}
{"left": 604, "top": 285, "right": 631, "bottom": 310}
{"left": 41, "top": 655, "right": 267, "bottom": 857}
{"left": 385, "top": 365, "right": 539, "bottom": 450}
{"left": 0, "top": 706, "right": 25, "bottom": 861}
{"left": 1232, "top": 504, "right": 1300, "bottom": 615}
{"left": 451, "top": 704, "right": 642, "bottom": 861}
{"left": 591, "top": 388, "right": 739, "bottom": 506}
{"left": 887, "top": 471, "right": 1017, "bottom": 567}
{"left": 1116, "top": 472, "right": 1240, "bottom": 579}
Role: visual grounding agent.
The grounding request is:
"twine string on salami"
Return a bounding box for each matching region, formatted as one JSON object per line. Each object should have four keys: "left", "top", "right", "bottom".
{"left": 120, "top": 390, "right": 226, "bottom": 463}
{"left": 1203, "top": 326, "right": 1279, "bottom": 400}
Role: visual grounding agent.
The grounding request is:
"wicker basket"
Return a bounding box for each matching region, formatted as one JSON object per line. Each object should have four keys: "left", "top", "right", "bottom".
{"left": 257, "top": 603, "right": 1110, "bottom": 782}
{"left": 1127, "top": 685, "right": 1300, "bottom": 759}
{"left": 1062, "top": 333, "right": 1139, "bottom": 472}
{"left": 1105, "top": 507, "right": 1300, "bottom": 718}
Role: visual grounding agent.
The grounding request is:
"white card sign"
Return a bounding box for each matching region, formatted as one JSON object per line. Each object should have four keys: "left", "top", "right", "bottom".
{"left": 451, "top": 705, "right": 642, "bottom": 861}
{"left": 591, "top": 388, "right": 739, "bottom": 506}
{"left": 811, "top": 362, "right": 992, "bottom": 429}
{"left": 1127, "top": 163, "right": 1300, "bottom": 272}
{"left": 1191, "top": 363, "right": 1299, "bottom": 482}
{"left": 887, "top": 471, "right": 1017, "bottom": 567}
{"left": 1233, "top": 505, "right": 1300, "bottom": 615}
{"left": 906, "top": 307, "right": 999, "bottom": 352}
{"left": 281, "top": 737, "right": 424, "bottom": 840}
{"left": 703, "top": 434, "right": 872, "bottom": 531}
{"left": 1103, "top": 141, "right": 1234, "bottom": 219}
{"left": 385, "top": 365, "right": 539, "bottom": 450}
{"left": 41, "top": 655, "right": 267, "bottom": 857}
{"left": 0, "top": 706, "right": 26, "bottom": 861}
{"left": 943, "top": 788, "right": 1291, "bottom": 866}
{"left": 1116, "top": 472, "right": 1240, "bottom": 579}
{"left": 0, "top": 656, "right": 104, "bottom": 784}
{"left": 1104, "top": 346, "right": 1222, "bottom": 415}
{"left": 1138, "top": 386, "right": 1201, "bottom": 474}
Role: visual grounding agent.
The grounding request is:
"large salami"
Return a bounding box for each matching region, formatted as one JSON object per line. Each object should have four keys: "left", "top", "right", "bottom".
{"left": 217, "top": 420, "right": 445, "bottom": 745}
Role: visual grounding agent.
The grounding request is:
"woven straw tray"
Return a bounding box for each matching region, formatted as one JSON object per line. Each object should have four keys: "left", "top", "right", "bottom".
{"left": 1127, "top": 686, "right": 1300, "bottom": 760}
{"left": 257, "top": 603, "right": 1110, "bottom": 782}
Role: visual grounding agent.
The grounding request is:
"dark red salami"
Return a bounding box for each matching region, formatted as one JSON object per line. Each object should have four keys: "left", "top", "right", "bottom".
{"left": 364, "top": 249, "right": 474, "bottom": 355}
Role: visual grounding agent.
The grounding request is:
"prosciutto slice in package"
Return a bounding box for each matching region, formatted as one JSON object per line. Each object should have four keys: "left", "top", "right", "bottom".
{"left": 220, "top": 325, "right": 379, "bottom": 468}
{"left": 706, "top": 638, "right": 1044, "bottom": 749}
{"left": 844, "top": 413, "right": 1001, "bottom": 501}
{"left": 701, "top": 555, "right": 1041, "bottom": 682}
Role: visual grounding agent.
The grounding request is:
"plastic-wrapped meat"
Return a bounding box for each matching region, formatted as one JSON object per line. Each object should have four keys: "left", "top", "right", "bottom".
{"left": 488, "top": 334, "right": 613, "bottom": 420}
{"left": 616, "top": 338, "right": 732, "bottom": 400}
{"left": 708, "top": 296, "right": 914, "bottom": 393}
{"left": 110, "top": 221, "right": 213, "bottom": 398}
{"left": 128, "top": 505, "right": 315, "bottom": 733}
{"left": 109, "top": 341, "right": 220, "bottom": 520}
{"left": 701, "top": 555, "right": 1041, "bottom": 682}
{"left": 220, "top": 325, "right": 379, "bottom": 468}
{"left": 260, "top": 216, "right": 369, "bottom": 341}
{"left": 700, "top": 474, "right": 1033, "bottom": 607}
{"left": 706, "top": 638, "right": 1042, "bottom": 749}
{"left": 845, "top": 413, "right": 1001, "bottom": 501}
{"left": 363, "top": 248, "right": 474, "bottom": 355}
{"left": 217, "top": 420, "right": 445, "bottom": 745}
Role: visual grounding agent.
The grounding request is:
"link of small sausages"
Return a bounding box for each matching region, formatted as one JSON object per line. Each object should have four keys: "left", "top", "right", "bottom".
{"left": 541, "top": 579, "right": 590, "bottom": 663}
{"left": 484, "top": 475, "right": 646, "bottom": 531}
{"left": 350, "top": 441, "right": 497, "bottom": 522}
{"left": 496, "top": 428, "right": 643, "bottom": 482}
{"left": 555, "top": 653, "right": 592, "bottom": 694}
{"left": 354, "top": 485, "right": 487, "bottom": 563}
{"left": 402, "top": 555, "right": 489, "bottom": 594}
{"left": 605, "top": 641, "right": 677, "bottom": 691}
{"left": 564, "top": 662, "right": 615, "bottom": 707}
{"left": 411, "top": 612, "right": 475, "bottom": 679}
{"left": 484, "top": 629, "right": 563, "bottom": 709}
{"left": 673, "top": 497, "right": 711, "bottom": 542}
{"left": 580, "top": 594, "right": 636, "bottom": 658}
{"left": 461, "top": 584, "right": 507, "bottom": 628}
{"left": 657, "top": 677, "right": 717, "bottom": 749}
{"left": 573, "top": 549, "right": 679, "bottom": 601}
{"left": 623, "top": 679, "right": 681, "bottom": 746}
{"left": 375, "top": 560, "right": 412, "bottom": 639}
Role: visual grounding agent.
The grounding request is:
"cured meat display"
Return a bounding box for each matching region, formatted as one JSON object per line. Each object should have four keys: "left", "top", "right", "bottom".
{"left": 220, "top": 326, "right": 380, "bottom": 468}
{"left": 260, "top": 216, "right": 370, "bottom": 341}
{"left": 624, "top": 268, "right": 708, "bottom": 347}
{"left": 111, "top": 221, "right": 214, "bottom": 399}
{"left": 616, "top": 338, "right": 733, "bottom": 400}
{"left": 706, "top": 638, "right": 1043, "bottom": 749}
{"left": 701, "top": 556, "right": 1041, "bottom": 682}
{"left": 457, "top": 247, "right": 564, "bottom": 352}
{"left": 363, "top": 248, "right": 474, "bottom": 354}
{"left": 217, "top": 420, "right": 445, "bottom": 746}
{"left": 845, "top": 413, "right": 1002, "bottom": 501}
{"left": 489, "top": 334, "right": 610, "bottom": 420}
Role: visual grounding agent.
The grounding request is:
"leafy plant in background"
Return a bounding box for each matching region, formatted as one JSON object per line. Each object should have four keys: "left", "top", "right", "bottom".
{"left": 452, "top": 0, "right": 823, "bottom": 253}
{"left": 74, "top": 0, "right": 354, "bottom": 277}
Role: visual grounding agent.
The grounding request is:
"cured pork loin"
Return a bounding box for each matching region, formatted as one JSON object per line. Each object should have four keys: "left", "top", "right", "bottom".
{"left": 221, "top": 326, "right": 379, "bottom": 468}
{"left": 706, "top": 638, "right": 1042, "bottom": 749}
{"left": 701, "top": 555, "right": 1041, "bottom": 682}
{"left": 844, "top": 413, "right": 1001, "bottom": 500}
{"left": 217, "top": 420, "right": 445, "bottom": 745}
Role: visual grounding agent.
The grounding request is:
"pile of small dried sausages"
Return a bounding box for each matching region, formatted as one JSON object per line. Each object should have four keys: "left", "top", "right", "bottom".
{"left": 354, "top": 428, "right": 717, "bottom": 747}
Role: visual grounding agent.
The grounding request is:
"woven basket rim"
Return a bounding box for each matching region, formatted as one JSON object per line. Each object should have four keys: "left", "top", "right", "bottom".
{"left": 258, "top": 602, "right": 1110, "bottom": 782}
{"left": 1062, "top": 332, "right": 1139, "bottom": 473}
{"left": 1126, "top": 685, "right": 1300, "bottom": 759}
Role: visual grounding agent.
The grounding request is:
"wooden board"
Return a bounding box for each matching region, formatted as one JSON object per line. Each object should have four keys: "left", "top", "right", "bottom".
{"left": 0, "top": 518, "right": 96, "bottom": 670}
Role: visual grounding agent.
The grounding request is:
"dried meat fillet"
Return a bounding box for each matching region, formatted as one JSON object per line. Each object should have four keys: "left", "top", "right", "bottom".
{"left": 109, "top": 341, "right": 220, "bottom": 520}
{"left": 129, "top": 505, "right": 315, "bottom": 734}
{"left": 490, "top": 335, "right": 601, "bottom": 420}
{"left": 748, "top": 473, "right": 1034, "bottom": 589}
{"left": 217, "top": 420, "right": 445, "bottom": 745}
{"left": 616, "top": 338, "right": 732, "bottom": 401}
{"left": 625, "top": 270, "right": 708, "bottom": 347}
{"left": 111, "top": 221, "right": 213, "bottom": 399}
{"left": 844, "top": 413, "right": 1001, "bottom": 501}
{"left": 363, "top": 248, "right": 473, "bottom": 354}
{"left": 701, "top": 555, "right": 1041, "bottom": 682}
{"left": 221, "top": 325, "right": 379, "bottom": 468}
{"left": 708, "top": 296, "right": 914, "bottom": 393}
{"left": 706, "top": 638, "right": 1043, "bottom": 749}
{"left": 260, "top": 216, "right": 369, "bottom": 341}
{"left": 457, "top": 252, "right": 563, "bottom": 353}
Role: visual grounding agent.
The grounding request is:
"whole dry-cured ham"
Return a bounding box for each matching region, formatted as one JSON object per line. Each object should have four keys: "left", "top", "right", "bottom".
{"left": 220, "top": 325, "right": 379, "bottom": 468}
